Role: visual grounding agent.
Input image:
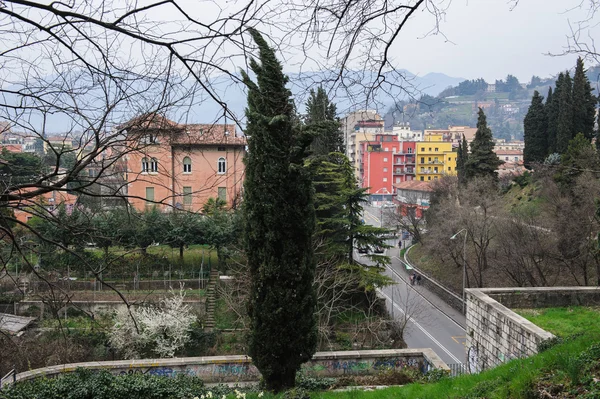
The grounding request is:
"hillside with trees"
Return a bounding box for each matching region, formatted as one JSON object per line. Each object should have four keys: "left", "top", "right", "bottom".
{"left": 385, "top": 64, "right": 599, "bottom": 143}
{"left": 523, "top": 57, "right": 598, "bottom": 168}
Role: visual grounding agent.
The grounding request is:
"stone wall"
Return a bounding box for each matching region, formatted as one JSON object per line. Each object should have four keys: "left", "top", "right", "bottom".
{"left": 1, "top": 279, "right": 209, "bottom": 292}
{"left": 484, "top": 287, "right": 600, "bottom": 309}
{"left": 465, "top": 287, "right": 600, "bottom": 373}
{"left": 8, "top": 349, "right": 449, "bottom": 385}
{"left": 15, "top": 300, "right": 206, "bottom": 319}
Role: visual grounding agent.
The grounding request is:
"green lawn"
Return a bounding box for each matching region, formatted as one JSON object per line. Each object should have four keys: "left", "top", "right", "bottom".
{"left": 312, "top": 307, "right": 600, "bottom": 398}
{"left": 517, "top": 306, "right": 600, "bottom": 336}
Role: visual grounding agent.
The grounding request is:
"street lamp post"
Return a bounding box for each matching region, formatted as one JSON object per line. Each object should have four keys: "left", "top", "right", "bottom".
{"left": 374, "top": 187, "right": 391, "bottom": 228}
{"left": 451, "top": 228, "right": 468, "bottom": 315}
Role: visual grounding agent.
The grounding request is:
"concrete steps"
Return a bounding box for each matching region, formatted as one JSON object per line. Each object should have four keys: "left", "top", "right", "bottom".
{"left": 204, "top": 269, "right": 219, "bottom": 330}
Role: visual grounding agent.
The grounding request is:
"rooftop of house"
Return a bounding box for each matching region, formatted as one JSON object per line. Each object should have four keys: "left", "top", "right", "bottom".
{"left": 123, "top": 114, "right": 247, "bottom": 146}
{"left": 393, "top": 180, "right": 434, "bottom": 192}
{"left": 494, "top": 149, "right": 523, "bottom": 155}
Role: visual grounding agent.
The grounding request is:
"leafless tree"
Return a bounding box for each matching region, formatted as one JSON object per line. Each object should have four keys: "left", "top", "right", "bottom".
{"left": 494, "top": 210, "right": 560, "bottom": 287}
{"left": 386, "top": 195, "right": 426, "bottom": 244}
{"left": 539, "top": 172, "right": 600, "bottom": 286}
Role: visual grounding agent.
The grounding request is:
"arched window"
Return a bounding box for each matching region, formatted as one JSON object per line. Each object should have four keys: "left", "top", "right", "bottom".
{"left": 218, "top": 157, "right": 226, "bottom": 174}
{"left": 141, "top": 157, "right": 149, "bottom": 172}
{"left": 183, "top": 156, "right": 192, "bottom": 173}
{"left": 150, "top": 158, "right": 159, "bottom": 173}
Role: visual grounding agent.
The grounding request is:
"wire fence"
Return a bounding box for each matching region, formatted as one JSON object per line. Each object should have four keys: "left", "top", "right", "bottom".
{"left": 447, "top": 363, "right": 469, "bottom": 377}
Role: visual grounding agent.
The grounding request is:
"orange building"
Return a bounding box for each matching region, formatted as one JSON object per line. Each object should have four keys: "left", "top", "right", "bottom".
{"left": 123, "top": 115, "right": 246, "bottom": 212}
{"left": 13, "top": 189, "right": 79, "bottom": 224}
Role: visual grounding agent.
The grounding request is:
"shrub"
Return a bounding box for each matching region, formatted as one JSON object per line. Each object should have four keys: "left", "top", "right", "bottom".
{"left": 109, "top": 289, "right": 197, "bottom": 358}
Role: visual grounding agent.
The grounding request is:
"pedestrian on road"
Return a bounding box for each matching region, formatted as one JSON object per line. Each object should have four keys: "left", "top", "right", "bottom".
{"left": 411, "top": 272, "right": 417, "bottom": 285}
{"left": 416, "top": 274, "right": 422, "bottom": 285}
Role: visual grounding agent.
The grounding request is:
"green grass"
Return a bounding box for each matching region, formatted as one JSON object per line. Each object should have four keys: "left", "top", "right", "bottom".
{"left": 311, "top": 307, "right": 600, "bottom": 399}
{"left": 517, "top": 307, "right": 600, "bottom": 336}
{"left": 214, "top": 298, "right": 244, "bottom": 330}
{"left": 312, "top": 332, "right": 600, "bottom": 399}
{"left": 335, "top": 309, "right": 370, "bottom": 324}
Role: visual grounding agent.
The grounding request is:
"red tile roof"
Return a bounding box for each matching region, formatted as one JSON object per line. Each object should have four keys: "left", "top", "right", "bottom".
{"left": 123, "top": 115, "right": 247, "bottom": 146}
{"left": 177, "top": 124, "right": 246, "bottom": 146}
{"left": 494, "top": 149, "right": 523, "bottom": 155}
{"left": 393, "top": 180, "right": 434, "bottom": 192}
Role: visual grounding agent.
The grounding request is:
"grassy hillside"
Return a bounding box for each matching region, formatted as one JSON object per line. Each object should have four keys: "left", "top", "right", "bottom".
{"left": 313, "top": 307, "right": 600, "bottom": 399}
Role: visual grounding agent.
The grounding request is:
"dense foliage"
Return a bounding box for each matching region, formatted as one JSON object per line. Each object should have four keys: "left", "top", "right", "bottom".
{"left": 0, "top": 369, "right": 209, "bottom": 399}
{"left": 523, "top": 90, "right": 548, "bottom": 168}
{"left": 524, "top": 57, "right": 598, "bottom": 161}
{"left": 464, "top": 108, "right": 502, "bottom": 182}
{"left": 242, "top": 29, "right": 317, "bottom": 392}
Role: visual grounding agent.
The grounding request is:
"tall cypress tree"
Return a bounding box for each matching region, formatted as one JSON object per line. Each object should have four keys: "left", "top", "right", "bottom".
{"left": 546, "top": 75, "right": 563, "bottom": 155}
{"left": 456, "top": 135, "right": 469, "bottom": 185}
{"left": 305, "top": 87, "right": 343, "bottom": 156}
{"left": 523, "top": 90, "right": 548, "bottom": 168}
{"left": 464, "top": 108, "right": 503, "bottom": 181}
{"left": 556, "top": 72, "right": 574, "bottom": 154}
{"left": 597, "top": 106, "right": 600, "bottom": 152}
{"left": 572, "top": 57, "right": 597, "bottom": 141}
{"left": 242, "top": 29, "right": 317, "bottom": 392}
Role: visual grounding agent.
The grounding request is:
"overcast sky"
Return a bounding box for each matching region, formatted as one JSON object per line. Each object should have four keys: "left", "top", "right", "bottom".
{"left": 378, "top": 0, "right": 596, "bottom": 82}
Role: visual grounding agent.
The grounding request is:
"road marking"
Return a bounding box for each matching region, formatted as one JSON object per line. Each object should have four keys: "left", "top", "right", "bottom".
{"left": 452, "top": 336, "right": 467, "bottom": 346}
{"left": 378, "top": 289, "right": 463, "bottom": 364}
{"left": 363, "top": 210, "right": 380, "bottom": 224}
{"left": 389, "top": 256, "right": 466, "bottom": 331}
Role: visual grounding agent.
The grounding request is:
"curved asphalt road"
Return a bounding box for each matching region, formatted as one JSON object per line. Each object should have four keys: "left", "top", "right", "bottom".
{"left": 361, "top": 205, "right": 466, "bottom": 365}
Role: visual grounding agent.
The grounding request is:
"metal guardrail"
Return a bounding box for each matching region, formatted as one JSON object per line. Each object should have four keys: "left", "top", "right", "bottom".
{"left": 0, "top": 369, "right": 16, "bottom": 389}
{"left": 447, "top": 363, "right": 469, "bottom": 377}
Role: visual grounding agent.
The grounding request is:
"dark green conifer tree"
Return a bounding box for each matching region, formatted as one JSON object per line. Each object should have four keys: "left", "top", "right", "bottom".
{"left": 241, "top": 28, "right": 317, "bottom": 392}
{"left": 556, "top": 72, "right": 574, "bottom": 154}
{"left": 464, "top": 108, "right": 503, "bottom": 181}
{"left": 305, "top": 87, "right": 343, "bottom": 156}
{"left": 456, "top": 135, "right": 469, "bottom": 185}
{"left": 572, "top": 57, "right": 597, "bottom": 141}
{"left": 597, "top": 106, "right": 600, "bottom": 152}
{"left": 523, "top": 90, "right": 548, "bottom": 168}
{"left": 546, "top": 76, "right": 563, "bottom": 155}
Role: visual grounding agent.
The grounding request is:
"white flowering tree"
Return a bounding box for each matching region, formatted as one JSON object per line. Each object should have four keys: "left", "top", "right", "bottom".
{"left": 109, "top": 289, "right": 197, "bottom": 358}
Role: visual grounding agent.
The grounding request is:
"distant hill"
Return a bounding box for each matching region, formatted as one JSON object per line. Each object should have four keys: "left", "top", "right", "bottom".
{"left": 181, "top": 69, "right": 466, "bottom": 128}
{"left": 1, "top": 69, "right": 465, "bottom": 134}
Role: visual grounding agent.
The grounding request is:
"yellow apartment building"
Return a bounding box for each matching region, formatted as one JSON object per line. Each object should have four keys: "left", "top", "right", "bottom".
{"left": 415, "top": 133, "right": 457, "bottom": 182}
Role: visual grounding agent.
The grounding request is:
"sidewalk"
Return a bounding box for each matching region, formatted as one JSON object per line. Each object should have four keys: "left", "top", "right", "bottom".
{"left": 387, "top": 246, "right": 466, "bottom": 330}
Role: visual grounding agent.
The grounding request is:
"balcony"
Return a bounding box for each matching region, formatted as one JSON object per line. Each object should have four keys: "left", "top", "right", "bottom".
{"left": 420, "top": 159, "right": 443, "bottom": 165}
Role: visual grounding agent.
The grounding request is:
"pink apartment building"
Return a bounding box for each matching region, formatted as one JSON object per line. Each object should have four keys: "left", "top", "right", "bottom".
{"left": 123, "top": 115, "right": 246, "bottom": 212}
{"left": 359, "top": 134, "right": 416, "bottom": 197}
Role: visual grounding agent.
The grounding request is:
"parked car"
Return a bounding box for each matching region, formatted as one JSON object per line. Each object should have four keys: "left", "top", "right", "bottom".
{"left": 373, "top": 246, "right": 385, "bottom": 254}
{"left": 357, "top": 245, "right": 369, "bottom": 254}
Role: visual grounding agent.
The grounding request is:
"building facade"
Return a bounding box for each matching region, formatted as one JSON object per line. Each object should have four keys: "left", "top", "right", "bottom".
{"left": 415, "top": 133, "right": 457, "bottom": 182}
{"left": 392, "top": 122, "right": 423, "bottom": 141}
{"left": 424, "top": 126, "right": 477, "bottom": 147}
{"left": 124, "top": 116, "right": 246, "bottom": 212}
{"left": 394, "top": 180, "right": 432, "bottom": 219}
{"left": 358, "top": 134, "right": 416, "bottom": 197}
{"left": 342, "top": 111, "right": 384, "bottom": 178}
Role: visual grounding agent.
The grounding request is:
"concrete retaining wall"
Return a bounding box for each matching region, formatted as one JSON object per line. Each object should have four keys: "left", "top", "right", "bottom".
{"left": 15, "top": 300, "right": 206, "bottom": 319}
{"left": 7, "top": 349, "right": 449, "bottom": 385}
{"left": 465, "top": 287, "right": 600, "bottom": 373}
{"left": 484, "top": 287, "right": 600, "bottom": 309}
{"left": 1, "top": 279, "right": 209, "bottom": 293}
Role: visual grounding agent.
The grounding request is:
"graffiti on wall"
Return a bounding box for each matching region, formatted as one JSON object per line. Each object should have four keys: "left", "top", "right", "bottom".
{"left": 302, "top": 357, "right": 424, "bottom": 375}
{"left": 117, "top": 362, "right": 259, "bottom": 381}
